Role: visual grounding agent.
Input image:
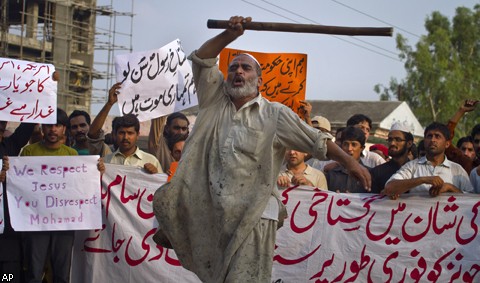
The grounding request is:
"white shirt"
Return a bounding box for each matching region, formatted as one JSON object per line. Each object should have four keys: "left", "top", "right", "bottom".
{"left": 104, "top": 146, "right": 163, "bottom": 173}
{"left": 469, "top": 166, "right": 480, "bottom": 193}
{"left": 153, "top": 51, "right": 334, "bottom": 282}
{"left": 387, "top": 156, "right": 473, "bottom": 193}
{"left": 279, "top": 164, "right": 328, "bottom": 190}
{"left": 361, "top": 149, "right": 386, "bottom": 168}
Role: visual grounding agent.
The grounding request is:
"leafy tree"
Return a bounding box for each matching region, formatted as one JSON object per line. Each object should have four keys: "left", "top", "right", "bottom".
{"left": 375, "top": 5, "right": 480, "bottom": 139}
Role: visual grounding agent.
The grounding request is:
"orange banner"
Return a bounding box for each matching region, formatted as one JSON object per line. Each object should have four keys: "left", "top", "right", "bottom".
{"left": 219, "top": 48, "right": 307, "bottom": 114}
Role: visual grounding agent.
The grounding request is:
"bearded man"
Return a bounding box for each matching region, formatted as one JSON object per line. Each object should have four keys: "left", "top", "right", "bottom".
{"left": 370, "top": 121, "right": 413, "bottom": 193}
{"left": 153, "top": 16, "right": 370, "bottom": 283}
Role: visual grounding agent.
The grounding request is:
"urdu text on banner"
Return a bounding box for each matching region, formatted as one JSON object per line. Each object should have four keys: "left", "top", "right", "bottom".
{"left": 71, "top": 166, "right": 480, "bottom": 282}
{"left": 219, "top": 48, "right": 307, "bottom": 114}
{"left": 0, "top": 58, "right": 57, "bottom": 123}
{"left": 114, "top": 39, "right": 198, "bottom": 122}
{"left": 6, "top": 156, "right": 101, "bottom": 231}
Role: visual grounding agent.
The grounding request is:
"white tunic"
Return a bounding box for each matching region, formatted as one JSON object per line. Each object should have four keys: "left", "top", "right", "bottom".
{"left": 153, "top": 51, "right": 332, "bottom": 283}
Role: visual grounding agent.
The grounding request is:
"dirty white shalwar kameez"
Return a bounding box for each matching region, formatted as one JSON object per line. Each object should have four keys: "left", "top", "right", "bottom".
{"left": 153, "top": 51, "right": 332, "bottom": 282}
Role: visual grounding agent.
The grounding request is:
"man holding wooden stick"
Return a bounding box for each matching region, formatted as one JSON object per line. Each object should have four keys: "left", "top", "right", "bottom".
{"left": 153, "top": 16, "right": 371, "bottom": 282}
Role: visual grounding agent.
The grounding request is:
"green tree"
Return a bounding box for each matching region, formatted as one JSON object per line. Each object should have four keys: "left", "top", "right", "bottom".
{"left": 375, "top": 5, "right": 480, "bottom": 139}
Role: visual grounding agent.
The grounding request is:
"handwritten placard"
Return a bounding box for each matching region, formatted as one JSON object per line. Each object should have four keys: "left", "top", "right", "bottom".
{"left": 71, "top": 175, "right": 480, "bottom": 282}
{"left": 219, "top": 48, "right": 307, "bottom": 114}
{"left": 0, "top": 58, "right": 57, "bottom": 123}
{"left": 114, "top": 39, "right": 198, "bottom": 122}
{"left": 6, "top": 156, "right": 101, "bottom": 231}
{"left": 71, "top": 164, "right": 200, "bottom": 283}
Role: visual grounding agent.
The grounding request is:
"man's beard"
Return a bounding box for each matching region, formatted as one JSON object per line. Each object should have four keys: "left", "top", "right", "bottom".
{"left": 224, "top": 77, "right": 258, "bottom": 99}
{"left": 389, "top": 144, "right": 408, "bottom": 158}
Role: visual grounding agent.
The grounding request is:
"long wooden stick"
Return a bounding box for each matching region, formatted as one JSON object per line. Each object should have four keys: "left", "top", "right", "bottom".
{"left": 207, "top": 19, "right": 393, "bottom": 37}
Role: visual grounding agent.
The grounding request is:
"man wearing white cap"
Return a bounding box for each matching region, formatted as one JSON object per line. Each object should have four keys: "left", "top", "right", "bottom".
{"left": 383, "top": 122, "right": 473, "bottom": 198}
{"left": 152, "top": 16, "right": 371, "bottom": 283}
{"left": 370, "top": 121, "right": 413, "bottom": 193}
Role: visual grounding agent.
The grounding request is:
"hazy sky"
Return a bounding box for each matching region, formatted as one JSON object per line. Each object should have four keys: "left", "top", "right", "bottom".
{"left": 92, "top": 0, "right": 478, "bottom": 114}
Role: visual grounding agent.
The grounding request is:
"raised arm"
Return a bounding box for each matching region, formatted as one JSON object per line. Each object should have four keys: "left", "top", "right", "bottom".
{"left": 89, "top": 83, "right": 121, "bottom": 139}
{"left": 447, "top": 99, "right": 478, "bottom": 138}
{"left": 196, "top": 16, "right": 252, "bottom": 59}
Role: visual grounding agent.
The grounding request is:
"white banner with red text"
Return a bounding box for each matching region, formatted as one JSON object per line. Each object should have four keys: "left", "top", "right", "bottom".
{"left": 6, "top": 156, "right": 101, "bottom": 231}
{"left": 71, "top": 166, "right": 480, "bottom": 282}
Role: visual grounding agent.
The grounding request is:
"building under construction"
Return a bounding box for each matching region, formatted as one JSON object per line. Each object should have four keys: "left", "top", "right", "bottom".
{"left": 0, "top": 0, "right": 133, "bottom": 114}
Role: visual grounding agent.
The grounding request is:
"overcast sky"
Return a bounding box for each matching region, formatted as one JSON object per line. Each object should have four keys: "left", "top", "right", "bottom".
{"left": 92, "top": 0, "right": 478, "bottom": 114}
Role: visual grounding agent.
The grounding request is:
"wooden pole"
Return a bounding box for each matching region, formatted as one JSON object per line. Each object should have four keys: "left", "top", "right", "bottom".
{"left": 207, "top": 19, "right": 393, "bottom": 37}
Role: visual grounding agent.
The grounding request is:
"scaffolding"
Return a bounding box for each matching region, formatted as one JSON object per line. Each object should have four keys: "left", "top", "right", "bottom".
{"left": 0, "top": 0, "right": 134, "bottom": 114}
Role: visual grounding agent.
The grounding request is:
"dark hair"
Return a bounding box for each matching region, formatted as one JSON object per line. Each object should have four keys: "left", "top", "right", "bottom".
{"left": 457, "top": 136, "right": 474, "bottom": 148}
{"left": 341, "top": 126, "right": 366, "bottom": 146}
{"left": 56, "top": 108, "right": 69, "bottom": 126}
{"left": 424, "top": 122, "right": 450, "bottom": 140}
{"left": 409, "top": 142, "right": 418, "bottom": 159}
{"left": 402, "top": 131, "right": 414, "bottom": 143}
{"left": 417, "top": 139, "right": 425, "bottom": 151}
{"left": 112, "top": 116, "right": 122, "bottom": 133}
{"left": 346, "top": 114, "right": 372, "bottom": 129}
{"left": 167, "top": 133, "right": 188, "bottom": 152}
{"left": 166, "top": 112, "right": 189, "bottom": 127}
{"left": 114, "top": 114, "right": 140, "bottom": 133}
{"left": 68, "top": 110, "right": 91, "bottom": 128}
{"left": 471, "top": 124, "right": 480, "bottom": 138}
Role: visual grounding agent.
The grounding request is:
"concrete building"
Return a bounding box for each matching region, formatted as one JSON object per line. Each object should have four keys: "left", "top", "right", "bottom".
{"left": 308, "top": 100, "right": 424, "bottom": 142}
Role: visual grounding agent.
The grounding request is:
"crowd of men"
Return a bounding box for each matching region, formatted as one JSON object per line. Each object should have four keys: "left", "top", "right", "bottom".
{"left": 277, "top": 98, "right": 479, "bottom": 198}
{"left": 0, "top": 15, "right": 479, "bottom": 283}
{"left": 0, "top": 94, "right": 189, "bottom": 282}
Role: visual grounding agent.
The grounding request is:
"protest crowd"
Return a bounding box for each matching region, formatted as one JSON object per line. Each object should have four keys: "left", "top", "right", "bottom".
{"left": 1, "top": 15, "right": 479, "bottom": 283}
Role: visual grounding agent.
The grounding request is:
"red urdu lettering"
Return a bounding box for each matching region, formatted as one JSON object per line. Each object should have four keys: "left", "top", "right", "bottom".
{"left": 289, "top": 192, "right": 328, "bottom": 234}
{"left": 83, "top": 224, "right": 111, "bottom": 253}
{"left": 331, "top": 262, "right": 347, "bottom": 283}
{"left": 410, "top": 255, "right": 427, "bottom": 281}
{"left": 427, "top": 248, "right": 455, "bottom": 281}
{"left": 273, "top": 243, "right": 321, "bottom": 265}
{"left": 164, "top": 249, "right": 181, "bottom": 266}
{"left": 111, "top": 222, "right": 125, "bottom": 263}
{"left": 401, "top": 208, "right": 432, "bottom": 242}
{"left": 345, "top": 245, "right": 370, "bottom": 283}
{"left": 455, "top": 200, "right": 480, "bottom": 245}
{"left": 432, "top": 201, "right": 457, "bottom": 235}
{"left": 365, "top": 202, "right": 405, "bottom": 242}
{"left": 32, "top": 65, "right": 50, "bottom": 76}
{"left": 280, "top": 185, "right": 299, "bottom": 205}
{"left": 124, "top": 228, "right": 156, "bottom": 266}
{"left": 327, "top": 195, "right": 370, "bottom": 225}
{"left": 136, "top": 188, "right": 154, "bottom": 220}
{"left": 102, "top": 174, "right": 123, "bottom": 219}
{"left": 462, "top": 264, "right": 480, "bottom": 282}
{"left": 308, "top": 254, "right": 334, "bottom": 280}
{"left": 119, "top": 175, "right": 140, "bottom": 204}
